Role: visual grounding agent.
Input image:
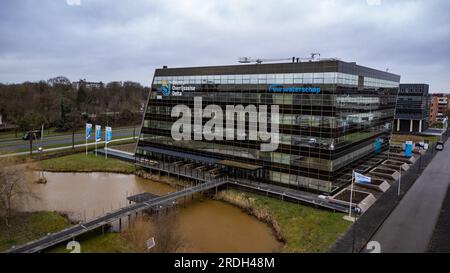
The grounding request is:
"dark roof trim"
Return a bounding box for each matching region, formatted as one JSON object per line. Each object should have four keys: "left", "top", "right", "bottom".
{"left": 154, "top": 60, "right": 400, "bottom": 82}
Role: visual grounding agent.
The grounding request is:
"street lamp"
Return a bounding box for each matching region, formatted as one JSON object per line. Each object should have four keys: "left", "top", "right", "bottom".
{"left": 38, "top": 147, "right": 47, "bottom": 183}
{"left": 352, "top": 207, "right": 362, "bottom": 253}
{"left": 397, "top": 166, "right": 402, "bottom": 196}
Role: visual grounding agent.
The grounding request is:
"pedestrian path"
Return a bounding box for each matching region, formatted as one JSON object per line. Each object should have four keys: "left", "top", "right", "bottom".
{"left": 364, "top": 144, "right": 450, "bottom": 252}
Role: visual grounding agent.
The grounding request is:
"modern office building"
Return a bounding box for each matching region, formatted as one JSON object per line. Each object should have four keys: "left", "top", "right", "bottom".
{"left": 135, "top": 59, "right": 400, "bottom": 194}
{"left": 394, "top": 84, "right": 429, "bottom": 133}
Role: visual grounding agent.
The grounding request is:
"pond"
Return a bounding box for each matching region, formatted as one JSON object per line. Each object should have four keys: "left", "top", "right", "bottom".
{"left": 24, "top": 172, "right": 282, "bottom": 253}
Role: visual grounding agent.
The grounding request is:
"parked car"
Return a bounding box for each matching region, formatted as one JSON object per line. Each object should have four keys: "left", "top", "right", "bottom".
{"left": 415, "top": 142, "right": 425, "bottom": 148}
{"left": 435, "top": 141, "right": 444, "bottom": 151}
{"left": 22, "top": 130, "right": 41, "bottom": 141}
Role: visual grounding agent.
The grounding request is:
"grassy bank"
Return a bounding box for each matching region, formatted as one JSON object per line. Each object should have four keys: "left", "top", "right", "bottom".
{"left": 0, "top": 211, "right": 72, "bottom": 252}
{"left": 46, "top": 232, "right": 138, "bottom": 253}
{"left": 0, "top": 211, "right": 138, "bottom": 253}
{"left": 38, "top": 153, "right": 135, "bottom": 174}
{"left": 215, "top": 190, "right": 351, "bottom": 253}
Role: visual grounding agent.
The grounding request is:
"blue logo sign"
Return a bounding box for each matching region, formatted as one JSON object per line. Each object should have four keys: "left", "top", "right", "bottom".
{"left": 95, "top": 125, "right": 102, "bottom": 142}
{"left": 105, "top": 127, "right": 112, "bottom": 144}
{"left": 268, "top": 84, "right": 321, "bottom": 94}
{"left": 86, "top": 123, "right": 92, "bottom": 140}
{"left": 160, "top": 81, "right": 171, "bottom": 96}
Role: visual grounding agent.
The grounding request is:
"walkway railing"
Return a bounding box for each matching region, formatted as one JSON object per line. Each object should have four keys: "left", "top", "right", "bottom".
{"left": 5, "top": 179, "right": 227, "bottom": 253}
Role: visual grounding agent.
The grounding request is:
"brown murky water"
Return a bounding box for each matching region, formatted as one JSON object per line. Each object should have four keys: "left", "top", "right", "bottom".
{"left": 25, "top": 172, "right": 281, "bottom": 253}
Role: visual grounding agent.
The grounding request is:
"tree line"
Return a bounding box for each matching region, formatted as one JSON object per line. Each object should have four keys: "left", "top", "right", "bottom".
{"left": 0, "top": 77, "right": 149, "bottom": 133}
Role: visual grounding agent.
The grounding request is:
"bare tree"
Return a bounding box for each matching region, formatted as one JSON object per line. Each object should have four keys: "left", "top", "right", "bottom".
{"left": 121, "top": 216, "right": 153, "bottom": 253}
{"left": 152, "top": 210, "right": 184, "bottom": 253}
{"left": 0, "top": 158, "right": 33, "bottom": 228}
{"left": 122, "top": 210, "right": 184, "bottom": 253}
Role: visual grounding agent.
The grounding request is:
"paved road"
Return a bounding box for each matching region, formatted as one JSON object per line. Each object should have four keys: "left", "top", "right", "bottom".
{"left": 0, "top": 137, "right": 135, "bottom": 158}
{"left": 365, "top": 144, "right": 450, "bottom": 253}
{"left": 0, "top": 127, "right": 137, "bottom": 152}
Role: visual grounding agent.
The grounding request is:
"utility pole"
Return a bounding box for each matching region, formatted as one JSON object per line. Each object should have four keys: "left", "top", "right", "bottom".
{"left": 29, "top": 132, "right": 34, "bottom": 156}
{"left": 72, "top": 129, "right": 75, "bottom": 149}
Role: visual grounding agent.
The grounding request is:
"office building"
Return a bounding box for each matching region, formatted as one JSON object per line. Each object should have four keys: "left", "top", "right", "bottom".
{"left": 394, "top": 84, "right": 429, "bottom": 133}
{"left": 135, "top": 59, "right": 400, "bottom": 193}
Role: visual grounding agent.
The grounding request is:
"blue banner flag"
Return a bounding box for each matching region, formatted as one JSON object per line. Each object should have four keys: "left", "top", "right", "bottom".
{"left": 374, "top": 138, "right": 383, "bottom": 154}
{"left": 405, "top": 141, "right": 413, "bottom": 158}
{"left": 95, "top": 125, "right": 102, "bottom": 142}
{"left": 354, "top": 172, "right": 371, "bottom": 184}
{"left": 86, "top": 123, "right": 92, "bottom": 140}
{"left": 106, "top": 127, "right": 112, "bottom": 144}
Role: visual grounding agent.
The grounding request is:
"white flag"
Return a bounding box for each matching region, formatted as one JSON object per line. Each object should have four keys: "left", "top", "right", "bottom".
{"left": 354, "top": 172, "right": 371, "bottom": 184}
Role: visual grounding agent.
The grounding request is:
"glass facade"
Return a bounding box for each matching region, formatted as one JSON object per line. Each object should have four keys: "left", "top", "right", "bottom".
{"left": 136, "top": 60, "right": 400, "bottom": 193}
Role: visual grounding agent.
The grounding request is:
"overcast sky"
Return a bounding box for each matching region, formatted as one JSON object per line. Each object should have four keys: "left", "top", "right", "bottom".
{"left": 0, "top": 0, "right": 449, "bottom": 91}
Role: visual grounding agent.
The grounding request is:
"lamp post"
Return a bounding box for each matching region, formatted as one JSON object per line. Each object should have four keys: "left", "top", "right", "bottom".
{"left": 352, "top": 207, "right": 362, "bottom": 253}
{"left": 38, "top": 147, "right": 46, "bottom": 183}
{"left": 397, "top": 166, "right": 402, "bottom": 196}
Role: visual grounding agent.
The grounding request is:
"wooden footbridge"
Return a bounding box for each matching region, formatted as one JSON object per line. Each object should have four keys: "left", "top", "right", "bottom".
{"left": 6, "top": 179, "right": 227, "bottom": 253}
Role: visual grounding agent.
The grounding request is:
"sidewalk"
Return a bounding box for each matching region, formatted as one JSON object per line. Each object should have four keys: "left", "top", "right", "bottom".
{"left": 428, "top": 185, "right": 450, "bottom": 252}
{"left": 329, "top": 130, "right": 449, "bottom": 253}
{"left": 364, "top": 143, "right": 450, "bottom": 252}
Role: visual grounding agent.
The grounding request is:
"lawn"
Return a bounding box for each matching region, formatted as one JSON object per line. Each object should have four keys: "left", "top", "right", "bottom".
{"left": 0, "top": 211, "right": 72, "bottom": 252}
{"left": 430, "top": 122, "right": 445, "bottom": 129}
{"left": 38, "top": 153, "right": 135, "bottom": 174}
{"left": 391, "top": 134, "right": 440, "bottom": 144}
{"left": 216, "top": 190, "right": 351, "bottom": 253}
{"left": 0, "top": 211, "right": 138, "bottom": 253}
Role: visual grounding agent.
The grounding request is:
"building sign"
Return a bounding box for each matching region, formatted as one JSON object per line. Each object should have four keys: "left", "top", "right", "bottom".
{"left": 268, "top": 84, "right": 321, "bottom": 94}
{"left": 159, "top": 80, "right": 195, "bottom": 97}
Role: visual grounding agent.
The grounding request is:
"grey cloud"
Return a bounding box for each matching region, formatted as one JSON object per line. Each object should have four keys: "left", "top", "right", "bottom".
{"left": 0, "top": 0, "right": 449, "bottom": 91}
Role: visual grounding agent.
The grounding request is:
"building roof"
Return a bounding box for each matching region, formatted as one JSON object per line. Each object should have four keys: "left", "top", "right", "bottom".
{"left": 154, "top": 59, "right": 400, "bottom": 82}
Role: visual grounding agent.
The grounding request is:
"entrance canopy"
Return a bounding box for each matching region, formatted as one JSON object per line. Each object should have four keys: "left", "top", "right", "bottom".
{"left": 138, "top": 146, "right": 220, "bottom": 165}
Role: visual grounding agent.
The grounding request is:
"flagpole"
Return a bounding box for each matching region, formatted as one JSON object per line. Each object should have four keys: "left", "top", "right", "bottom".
{"left": 349, "top": 171, "right": 354, "bottom": 219}
{"left": 86, "top": 130, "right": 88, "bottom": 156}
{"left": 105, "top": 129, "right": 108, "bottom": 160}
